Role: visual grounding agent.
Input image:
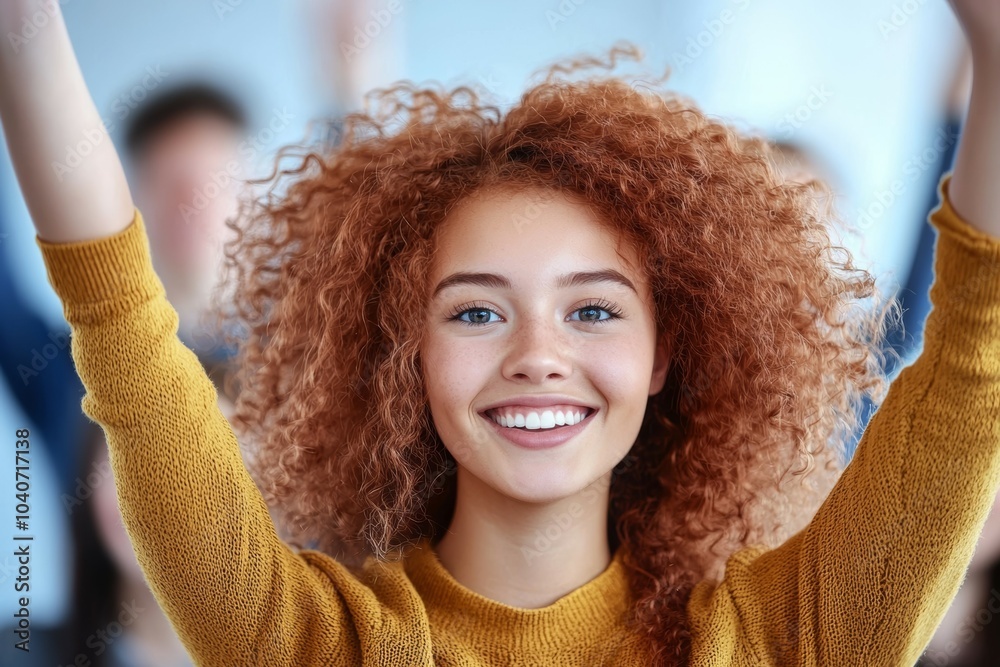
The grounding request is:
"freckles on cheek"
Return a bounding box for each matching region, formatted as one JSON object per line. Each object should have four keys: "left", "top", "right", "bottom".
{"left": 425, "top": 338, "right": 493, "bottom": 409}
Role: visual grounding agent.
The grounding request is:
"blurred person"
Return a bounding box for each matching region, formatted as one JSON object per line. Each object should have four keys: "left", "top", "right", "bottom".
{"left": 4, "top": 2, "right": 1000, "bottom": 667}
{"left": 122, "top": 80, "right": 250, "bottom": 386}
{"left": 302, "top": 0, "right": 405, "bottom": 116}
{"left": 0, "top": 81, "right": 249, "bottom": 496}
{"left": 299, "top": 0, "right": 401, "bottom": 160}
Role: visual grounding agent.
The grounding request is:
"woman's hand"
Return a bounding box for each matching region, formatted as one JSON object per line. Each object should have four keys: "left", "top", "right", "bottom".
{"left": 943, "top": 0, "right": 1000, "bottom": 239}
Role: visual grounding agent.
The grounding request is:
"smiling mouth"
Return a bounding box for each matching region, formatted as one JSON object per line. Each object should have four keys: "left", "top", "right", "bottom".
{"left": 480, "top": 407, "right": 596, "bottom": 430}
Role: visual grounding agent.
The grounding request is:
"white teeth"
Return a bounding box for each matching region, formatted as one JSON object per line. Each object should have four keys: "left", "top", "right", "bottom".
{"left": 489, "top": 409, "right": 590, "bottom": 430}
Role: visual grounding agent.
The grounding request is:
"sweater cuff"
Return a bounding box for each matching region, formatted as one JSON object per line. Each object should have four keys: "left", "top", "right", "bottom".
{"left": 927, "top": 172, "right": 1000, "bottom": 309}
{"left": 34, "top": 208, "right": 165, "bottom": 324}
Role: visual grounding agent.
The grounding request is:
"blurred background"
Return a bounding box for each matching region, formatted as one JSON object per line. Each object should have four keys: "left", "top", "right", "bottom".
{"left": 1, "top": 1, "right": 996, "bottom": 665}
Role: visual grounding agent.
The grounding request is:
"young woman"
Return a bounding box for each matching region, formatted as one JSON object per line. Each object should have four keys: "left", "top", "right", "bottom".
{"left": 2, "top": 1, "right": 998, "bottom": 665}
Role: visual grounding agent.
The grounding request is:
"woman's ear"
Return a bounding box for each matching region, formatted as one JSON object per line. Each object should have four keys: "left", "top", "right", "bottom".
{"left": 649, "top": 335, "right": 671, "bottom": 397}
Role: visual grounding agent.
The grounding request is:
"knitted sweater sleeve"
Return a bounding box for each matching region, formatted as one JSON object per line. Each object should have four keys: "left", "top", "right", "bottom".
{"left": 35, "top": 212, "right": 425, "bottom": 667}
{"left": 686, "top": 172, "right": 1000, "bottom": 667}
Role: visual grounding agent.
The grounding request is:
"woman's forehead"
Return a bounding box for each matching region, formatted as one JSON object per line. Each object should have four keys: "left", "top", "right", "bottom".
{"left": 432, "top": 186, "right": 643, "bottom": 280}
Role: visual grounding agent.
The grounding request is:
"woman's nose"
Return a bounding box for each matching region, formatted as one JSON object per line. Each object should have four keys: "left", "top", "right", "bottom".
{"left": 500, "top": 315, "right": 575, "bottom": 382}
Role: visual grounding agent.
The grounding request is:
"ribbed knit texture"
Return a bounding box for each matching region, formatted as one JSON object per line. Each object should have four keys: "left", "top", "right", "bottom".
{"left": 36, "top": 172, "right": 1000, "bottom": 666}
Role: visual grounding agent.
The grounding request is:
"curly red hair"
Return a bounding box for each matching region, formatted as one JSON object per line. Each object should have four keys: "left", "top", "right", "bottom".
{"left": 213, "top": 43, "right": 900, "bottom": 665}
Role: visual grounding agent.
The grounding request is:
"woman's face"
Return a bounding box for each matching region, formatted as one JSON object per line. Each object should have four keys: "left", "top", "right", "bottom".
{"left": 421, "top": 185, "right": 670, "bottom": 504}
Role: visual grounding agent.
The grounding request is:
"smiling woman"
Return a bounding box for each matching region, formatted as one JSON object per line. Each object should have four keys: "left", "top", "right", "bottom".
{"left": 209, "top": 42, "right": 909, "bottom": 663}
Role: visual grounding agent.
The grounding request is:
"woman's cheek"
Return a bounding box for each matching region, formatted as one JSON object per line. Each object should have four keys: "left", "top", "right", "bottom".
{"left": 424, "top": 336, "right": 496, "bottom": 459}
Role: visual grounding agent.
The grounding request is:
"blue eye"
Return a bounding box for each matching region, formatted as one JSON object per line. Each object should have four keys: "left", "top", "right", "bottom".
{"left": 453, "top": 305, "right": 502, "bottom": 326}
{"left": 570, "top": 304, "right": 619, "bottom": 324}
{"left": 447, "top": 300, "right": 624, "bottom": 327}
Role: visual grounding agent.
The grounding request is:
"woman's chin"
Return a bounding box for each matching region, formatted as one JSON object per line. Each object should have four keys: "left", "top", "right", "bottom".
{"left": 488, "top": 470, "right": 594, "bottom": 505}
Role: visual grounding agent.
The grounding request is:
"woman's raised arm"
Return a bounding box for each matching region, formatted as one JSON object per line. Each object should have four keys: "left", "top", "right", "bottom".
{"left": 0, "top": 0, "right": 134, "bottom": 242}
{"left": 686, "top": 3, "right": 1000, "bottom": 663}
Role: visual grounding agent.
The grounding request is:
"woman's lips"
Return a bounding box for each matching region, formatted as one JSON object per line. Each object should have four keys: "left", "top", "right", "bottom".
{"left": 479, "top": 408, "right": 598, "bottom": 450}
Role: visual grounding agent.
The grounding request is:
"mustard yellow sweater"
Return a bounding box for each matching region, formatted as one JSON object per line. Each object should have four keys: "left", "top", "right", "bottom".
{"left": 37, "top": 173, "right": 1000, "bottom": 666}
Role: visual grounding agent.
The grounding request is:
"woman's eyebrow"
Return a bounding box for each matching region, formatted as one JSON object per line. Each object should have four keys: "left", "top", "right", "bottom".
{"left": 431, "top": 269, "right": 637, "bottom": 298}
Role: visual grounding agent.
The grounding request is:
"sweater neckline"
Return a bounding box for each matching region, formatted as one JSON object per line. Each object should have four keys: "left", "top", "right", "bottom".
{"left": 403, "top": 537, "right": 633, "bottom": 649}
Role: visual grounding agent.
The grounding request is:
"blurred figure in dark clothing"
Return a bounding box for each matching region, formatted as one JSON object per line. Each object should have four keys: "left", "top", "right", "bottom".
{"left": 0, "top": 202, "right": 88, "bottom": 495}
